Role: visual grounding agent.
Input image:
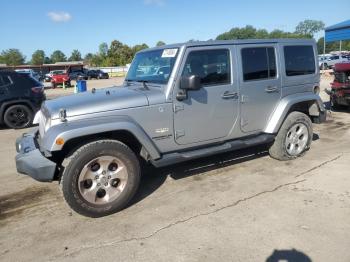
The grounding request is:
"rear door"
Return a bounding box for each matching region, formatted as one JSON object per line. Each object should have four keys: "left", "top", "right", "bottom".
{"left": 237, "top": 44, "right": 281, "bottom": 132}
{"left": 0, "top": 74, "right": 12, "bottom": 99}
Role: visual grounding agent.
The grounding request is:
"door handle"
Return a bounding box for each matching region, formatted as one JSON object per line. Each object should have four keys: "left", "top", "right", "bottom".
{"left": 265, "top": 86, "right": 279, "bottom": 93}
{"left": 221, "top": 91, "right": 238, "bottom": 99}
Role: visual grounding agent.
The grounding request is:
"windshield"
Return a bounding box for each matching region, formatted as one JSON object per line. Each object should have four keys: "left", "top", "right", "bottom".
{"left": 52, "top": 70, "right": 65, "bottom": 75}
{"left": 126, "top": 48, "right": 178, "bottom": 84}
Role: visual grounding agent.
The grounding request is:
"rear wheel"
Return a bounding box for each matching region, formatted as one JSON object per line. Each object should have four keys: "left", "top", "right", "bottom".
{"left": 61, "top": 140, "right": 141, "bottom": 217}
{"left": 3, "top": 104, "right": 33, "bottom": 129}
{"left": 269, "top": 112, "right": 312, "bottom": 161}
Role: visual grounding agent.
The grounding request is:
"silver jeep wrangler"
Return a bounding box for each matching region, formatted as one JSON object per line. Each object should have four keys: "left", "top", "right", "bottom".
{"left": 15, "top": 39, "right": 326, "bottom": 217}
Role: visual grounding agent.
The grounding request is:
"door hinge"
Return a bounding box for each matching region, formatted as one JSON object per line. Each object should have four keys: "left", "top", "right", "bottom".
{"left": 173, "top": 104, "right": 184, "bottom": 113}
{"left": 175, "top": 130, "right": 185, "bottom": 139}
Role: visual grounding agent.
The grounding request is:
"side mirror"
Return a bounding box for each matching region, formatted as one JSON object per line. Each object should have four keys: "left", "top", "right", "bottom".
{"left": 180, "top": 75, "right": 201, "bottom": 91}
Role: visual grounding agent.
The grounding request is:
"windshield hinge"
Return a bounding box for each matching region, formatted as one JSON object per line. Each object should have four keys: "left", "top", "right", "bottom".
{"left": 173, "top": 104, "right": 184, "bottom": 113}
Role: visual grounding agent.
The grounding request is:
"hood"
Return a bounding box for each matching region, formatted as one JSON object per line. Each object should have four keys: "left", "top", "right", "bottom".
{"left": 44, "top": 86, "right": 149, "bottom": 119}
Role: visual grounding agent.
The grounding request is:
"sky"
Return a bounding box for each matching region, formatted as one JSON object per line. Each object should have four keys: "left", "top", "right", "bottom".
{"left": 0, "top": 0, "right": 349, "bottom": 60}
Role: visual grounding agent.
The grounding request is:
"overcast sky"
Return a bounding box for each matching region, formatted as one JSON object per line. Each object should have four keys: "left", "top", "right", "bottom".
{"left": 0, "top": 0, "right": 349, "bottom": 58}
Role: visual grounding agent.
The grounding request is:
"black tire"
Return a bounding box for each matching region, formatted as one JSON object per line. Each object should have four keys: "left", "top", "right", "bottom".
{"left": 3, "top": 104, "right": 33, "bottom": 129}
{"left": 321, "top": 63, "right": 328, "bottom": 70}
{"left": 330, "top": 95, "right": 343, "bottom": 111}
{"left": 269, "top": 112, "right": 313, "bottom": 161}
{"left": 61, "top": 140, "right": 141, "bottom": 217}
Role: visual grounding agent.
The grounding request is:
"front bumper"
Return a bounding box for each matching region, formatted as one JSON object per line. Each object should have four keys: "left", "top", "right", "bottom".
{"left": 15, "top": 130, "right": 56, "bottom": 182}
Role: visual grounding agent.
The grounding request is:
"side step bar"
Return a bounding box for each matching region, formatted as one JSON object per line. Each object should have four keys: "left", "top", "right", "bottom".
{"left": 151, "top": 134, "right": 275, "bottom": 168}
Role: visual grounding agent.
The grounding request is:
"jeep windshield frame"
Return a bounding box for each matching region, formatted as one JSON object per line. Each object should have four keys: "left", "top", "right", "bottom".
{"left": 125, "top": 48, "right": 179, "bottom": 85}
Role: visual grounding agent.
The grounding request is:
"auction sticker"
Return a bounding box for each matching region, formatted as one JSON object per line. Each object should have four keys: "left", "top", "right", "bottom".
{"left": 162, "top": 48, "right": 178, "bottom": 58}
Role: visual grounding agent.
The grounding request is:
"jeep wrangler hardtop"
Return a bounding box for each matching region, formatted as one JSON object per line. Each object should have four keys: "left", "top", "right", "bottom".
{"left": 15, "top": 39, "right": 326, "bottom": 217}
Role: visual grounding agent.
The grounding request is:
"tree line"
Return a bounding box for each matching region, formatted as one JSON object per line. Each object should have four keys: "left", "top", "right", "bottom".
{"left": 1, "top": 20, "right": 349, "bottom": 66}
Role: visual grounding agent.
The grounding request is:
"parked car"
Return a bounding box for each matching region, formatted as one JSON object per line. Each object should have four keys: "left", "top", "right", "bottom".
{"left": 318, "top": 55, "right": 331, "bottom": 70}
{"left": 44, "top": 75, "right": 52, "bottom": 82}
{"left": 69, "top": 71, "right": 88, "bottom": 81}
{"left": 0, "top": 71, "right": 45, "bottom": 129}
{"left": 328, "top": 63, "right": 350, "bottom": 109}
{"left": 15, "top": 69, "right": 41, "bottom": 81}
{"left": 15, "top": 39, "right": 326, "bottom": 217}
{"left": 51, "top": 70, "right": 71, "bottom": 88}
{"left": 86, "top": 69, "right": 109, "bottom": 79}
{"left": 325, "top": 55, "right": 350, "bottom": 69}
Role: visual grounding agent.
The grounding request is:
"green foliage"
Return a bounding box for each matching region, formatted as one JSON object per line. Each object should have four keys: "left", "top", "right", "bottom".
{"left": 68, "top": 49, "right": 82, "bottom": 61}
{"left": 50, "top": 50, "right": 67, "bottom": 63}
{"left": 44, "top": 57, "right": 52, "bottom": 64}
{"left": 31, "top": 50, "right": 45, "bottom": 65}
{"left": 295, "top": 20, "right": 325, "bottom": 37}
{"left": 0, "top": 49, "right": 25, "bottom": 66}
{"left": 83, "top": 53, "right": 94, "bottom": 66}
{"left": 156, "top": 41, "right": 166, "bottom": 46}
{"left": 317, "top": 37, "right": 350, "bottom": 54}
{"left": 216, "top": 25, "right": 312, "bottom": 40}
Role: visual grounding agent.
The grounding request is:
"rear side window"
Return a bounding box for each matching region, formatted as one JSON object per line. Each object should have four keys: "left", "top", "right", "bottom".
{"left": 241, "top": 47, "right": 276, "bottom": 81}
{"left": 182, "top": 49, "right": 230, "bottom": 86}
{"left": 284, "top": 46, "right": 315, "bottom": 76}
{"left": 0, "top": 75, "right": 12, "bottom": 87}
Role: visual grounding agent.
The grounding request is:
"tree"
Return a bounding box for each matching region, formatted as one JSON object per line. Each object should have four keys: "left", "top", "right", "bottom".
{"left": 132, "top": 43, "right": 149, "bottom": 54}
{"left": 44, "top": 56, "right": 52, "bottom": 64}
{"left": 50, "top": 50, "right": 66, "bottom": 63}
{"left": 99, "top": 42, "right": 108, "bottom": 58}
{"left": 0, "top": 49, "right": 25, "bottom": 66}
{"left": 295, "top": 20, "right": 325, "bottom": 37}
{"left": 68, "top": 49, "right": 82, "bottom": 61}
{"left": 31, "top": 50, "right": 45, "bottom": 65}
{"left": 156, "top": 41, "right": 166, "bottom": 46}
{"left": 216, "top": 24, "right": 312, "bottom": 40}
{"left": 317, "top": 37, "right": 350, "bottom": 54}
{"left": 84, "top": 53, "right": 94, "bottom": 66}
{"left": 107, "top": 40, "right": 133, "bottom": 66}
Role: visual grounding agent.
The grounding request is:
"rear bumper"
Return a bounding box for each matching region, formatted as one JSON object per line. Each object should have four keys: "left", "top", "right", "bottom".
{"left": 15, "top": 130, "right": 56, "bottom": 182}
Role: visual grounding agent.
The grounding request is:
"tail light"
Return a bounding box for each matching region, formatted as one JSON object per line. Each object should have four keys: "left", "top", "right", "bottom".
{"left": 31, "top": 86, "right": 44, "bottom": 93}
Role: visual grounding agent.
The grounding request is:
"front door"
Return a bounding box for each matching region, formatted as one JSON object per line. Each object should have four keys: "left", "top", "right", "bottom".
{"left": 238, "top": 44, "right": 281, "bottom": 132}
{"left": 173, "top": 47, "right": 239, "bottom": 145}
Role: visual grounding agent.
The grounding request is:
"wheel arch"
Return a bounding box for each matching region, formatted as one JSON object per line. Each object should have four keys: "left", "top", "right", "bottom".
{"left": 0, "top": 100, "right": 35, "bottom": 123}
{"left": 264, "top": 93, "right": 325, "bottom": 134}
{"left": 42, "top": 117, "right": 161, "bottom": 163}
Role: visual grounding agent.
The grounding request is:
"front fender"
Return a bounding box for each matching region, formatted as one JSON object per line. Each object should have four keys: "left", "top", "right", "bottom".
{"left": 264, "top": 92, "right": 325, "bottom": 134}
{"left": 41, "top": 115, "right": 161, "bottom": 160}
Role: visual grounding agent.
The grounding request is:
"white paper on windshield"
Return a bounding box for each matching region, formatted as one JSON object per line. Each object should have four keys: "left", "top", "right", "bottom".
{"left": 161, "top": 48, "right": 178, "bottom": 58}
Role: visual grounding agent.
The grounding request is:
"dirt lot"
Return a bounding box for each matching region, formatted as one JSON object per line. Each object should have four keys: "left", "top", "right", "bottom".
{"left": 0, "top": 76, "right": 350, "bottom": 262}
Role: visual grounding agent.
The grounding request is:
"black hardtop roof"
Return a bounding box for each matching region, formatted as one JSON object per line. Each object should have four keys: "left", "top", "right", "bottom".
{"left": 139, "top": 39, "right": 316, "bottom": 53}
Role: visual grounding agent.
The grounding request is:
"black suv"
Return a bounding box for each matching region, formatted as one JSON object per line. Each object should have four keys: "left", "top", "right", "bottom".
{"left": 86, "top": 69, "right": 109, "bottom": 79}
{"left": 0, "top": 71, "right": 45, "bottom": 129}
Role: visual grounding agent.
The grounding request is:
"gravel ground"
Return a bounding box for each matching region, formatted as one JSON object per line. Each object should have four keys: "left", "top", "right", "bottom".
{"left": 0, "top": 76, "right": 349, "bottom": 262}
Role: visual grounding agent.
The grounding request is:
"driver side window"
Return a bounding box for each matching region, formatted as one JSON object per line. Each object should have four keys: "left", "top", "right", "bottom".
{"left": 182, "top": 49, "right": 231, "bottom": 86}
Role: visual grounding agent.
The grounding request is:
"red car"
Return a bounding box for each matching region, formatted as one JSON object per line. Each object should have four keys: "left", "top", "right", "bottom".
{"left": 50, "top": 70, "right": 71, "bottom": 88}
{"left": 329, "top": 63, "right": 350, "bottom": 109}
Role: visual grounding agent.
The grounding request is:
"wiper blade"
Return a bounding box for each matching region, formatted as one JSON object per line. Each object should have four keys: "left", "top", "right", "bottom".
{"left": 136, "top": 80, "right": 149, "bottom": 90}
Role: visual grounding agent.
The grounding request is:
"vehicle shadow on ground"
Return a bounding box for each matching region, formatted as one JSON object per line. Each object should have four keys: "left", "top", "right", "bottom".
{"left": 266, "top": 249, "right": 312, "bottom": 262}
{"left": 129, "top": 144, "right": 270, "bottom": 206}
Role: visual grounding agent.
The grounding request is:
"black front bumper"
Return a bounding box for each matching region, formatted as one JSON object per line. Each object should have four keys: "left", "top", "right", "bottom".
{"left": 15, "top": 130, "right": 56, "bottom": 182}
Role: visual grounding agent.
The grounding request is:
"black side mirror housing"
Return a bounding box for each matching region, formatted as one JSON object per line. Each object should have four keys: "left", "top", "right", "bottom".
{"left": 180, "top": 75, "right": 201, "bottom": 90}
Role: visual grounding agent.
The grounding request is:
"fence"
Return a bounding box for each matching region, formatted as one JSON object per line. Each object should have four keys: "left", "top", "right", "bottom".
{"left": 89, "top": 65, "right": 130, "bottom": 77}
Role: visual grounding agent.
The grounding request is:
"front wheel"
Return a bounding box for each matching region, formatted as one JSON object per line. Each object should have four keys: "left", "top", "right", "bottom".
{"left": 269, "top": 112, "right": 312, "bottom": 161}
{"left": 61, "top": 140, "right": 141, "bottom": 217}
